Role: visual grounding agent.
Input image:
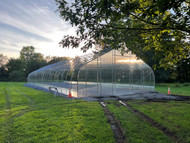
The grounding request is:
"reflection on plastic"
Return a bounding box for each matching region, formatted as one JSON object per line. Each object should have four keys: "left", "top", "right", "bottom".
{"left": 27, "top": 48, "right": 155, "bottom": 98}
{"left": 116, "top": 59, "right": 143, "bottom": 63}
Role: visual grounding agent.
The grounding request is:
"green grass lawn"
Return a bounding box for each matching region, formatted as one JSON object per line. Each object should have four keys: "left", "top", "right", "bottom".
{"left": 155, "top": 83, "right": 190, "bottom": 96}
{"left": 128, "top": 100, "right": 190, "bottom": 143}
{"left": 1, "top": 82, "right": 190, "bottom": 143}
{"left": 105, "top": 101, "right": 173, "bottom": 143}
{"left": 0, "top": 82, "right": 114, "bottom": 143}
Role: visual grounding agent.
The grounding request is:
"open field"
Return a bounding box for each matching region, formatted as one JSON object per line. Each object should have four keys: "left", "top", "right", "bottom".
{"left": 127, "top": 100, "right": 190, "bottom": 143}
{"left": 155, "top": 83, "right": 190, "bottom": 96}
{"left": 0, "top": 82, "right": 114, "bottom": 143}
{"left": 0, "top": 82, "right": 190, "bottom": 142}
{"left": 105, "top": 101, "right": 173, "bottom": 143}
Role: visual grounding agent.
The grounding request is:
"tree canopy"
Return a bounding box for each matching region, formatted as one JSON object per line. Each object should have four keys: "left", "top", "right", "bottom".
{"left": 55, "top": 0, "right": 190, "bottom": 68}
{"left": 6, "top": 58, "right": 25, "bottom": 74}
{"left": 0, "top": 44, "right": 189, "bottom": 82}
{"left": 20, "top": 46, "right": 47, "bottom": 75}
{"left": 0, "top": 46, "right": 70, "bottom": 81}
{"left": 20, "top": 46, "right": 35, "bottom": 63}
{"left": 45, "top": 56, "right": 70, "bottom": 65}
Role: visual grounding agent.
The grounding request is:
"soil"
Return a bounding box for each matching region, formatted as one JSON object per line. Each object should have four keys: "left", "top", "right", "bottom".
{"left": 100, "top": 102, "right": 127, "bottom": 143}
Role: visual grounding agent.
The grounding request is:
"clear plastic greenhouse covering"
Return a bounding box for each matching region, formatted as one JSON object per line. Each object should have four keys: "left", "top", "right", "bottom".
{"left": 27, "top": 48, "right": 155, "bottom": 98}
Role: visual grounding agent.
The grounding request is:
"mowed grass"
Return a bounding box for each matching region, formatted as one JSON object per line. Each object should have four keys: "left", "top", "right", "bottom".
{"left": 0, "top": 82, "right": 114, "bottom": 143}
{"left": 128, "top": 100, "right": 190, "bottom": 143}
{"left": 1, "top": 82, "right": 190, "bottom": 143}
{"left": 155, "top": 83, "right": 190, "bottom": 96}
{"left": 105, "top": 101, "right": 173, "bottom": 143}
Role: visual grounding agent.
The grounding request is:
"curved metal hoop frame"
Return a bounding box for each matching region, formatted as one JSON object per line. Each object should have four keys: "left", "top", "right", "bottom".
{"left": 27, "top": 48, "right": 155, "bottom": 97}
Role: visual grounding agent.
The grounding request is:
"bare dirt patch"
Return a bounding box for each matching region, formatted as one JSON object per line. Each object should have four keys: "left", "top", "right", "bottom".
{"left": 100, "top": 102, "right": 127, "bottom": 143}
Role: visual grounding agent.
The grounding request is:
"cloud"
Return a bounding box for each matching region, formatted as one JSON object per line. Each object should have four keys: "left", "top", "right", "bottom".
{"left": 0, "top": 0, "right": 68, "bottom": 38}
{"left": 0, "top": 0, "right": 83, "bottom": 58}
{"left": 0, "top": 23, "right": 52, "bottom": 42}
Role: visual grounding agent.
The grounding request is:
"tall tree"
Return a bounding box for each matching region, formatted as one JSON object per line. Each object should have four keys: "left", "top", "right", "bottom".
{"left": 26, "top": 53, "right": 47, "bottom": 75}
{"left": 20, "top": 46, "right": 35, "bottom": 63}
{"left": 20, "top": 46, "right": 47, "bottom": 75}
{"left": 55, "top": 0, "right": 190, "bottom": 68}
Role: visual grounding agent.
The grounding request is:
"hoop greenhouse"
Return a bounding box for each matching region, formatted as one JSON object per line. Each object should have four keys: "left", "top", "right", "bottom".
{"left": 27, "top": 48, "right": 155, "bottom": 98}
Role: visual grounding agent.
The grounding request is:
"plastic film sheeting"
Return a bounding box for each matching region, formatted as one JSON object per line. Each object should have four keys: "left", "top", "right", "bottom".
{"left": 27, "top": 49, "right": 155, "bottom": 97}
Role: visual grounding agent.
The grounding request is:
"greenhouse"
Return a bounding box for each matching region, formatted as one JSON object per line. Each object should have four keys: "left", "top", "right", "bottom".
{"left": 27, "top": 48, "right": 155, "bottom": 98}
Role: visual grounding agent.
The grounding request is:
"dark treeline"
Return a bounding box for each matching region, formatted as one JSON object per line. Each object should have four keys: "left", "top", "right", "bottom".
{"left": 0, "top": 46, "right": 189, "bottom": 83}
{"left": 0, "top": 46, "right": 69, "bottom": 82}
{"left": 139, "top": 50, "right": 190, "bottom": 83}
{"left": 154, "top": 63, "right": 190, "bottom": 83}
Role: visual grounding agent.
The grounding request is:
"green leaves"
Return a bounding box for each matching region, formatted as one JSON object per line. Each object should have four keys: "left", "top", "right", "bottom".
{"left": 56, "top": 0, "right": 190, "bottom": 68}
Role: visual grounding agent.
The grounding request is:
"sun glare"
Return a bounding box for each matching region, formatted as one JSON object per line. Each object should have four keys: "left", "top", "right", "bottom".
{"left": 116, "top": 59, "right": 143, "bottom": 63}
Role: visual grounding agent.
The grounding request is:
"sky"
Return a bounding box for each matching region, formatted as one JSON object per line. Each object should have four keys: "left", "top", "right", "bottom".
{"left": 0, "top": 0, "right": 89, "bottom": 58}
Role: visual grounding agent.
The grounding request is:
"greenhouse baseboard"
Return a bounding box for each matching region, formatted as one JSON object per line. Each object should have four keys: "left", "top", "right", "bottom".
{"left": 26, "top": 82, "right": 154, "bottom": 98}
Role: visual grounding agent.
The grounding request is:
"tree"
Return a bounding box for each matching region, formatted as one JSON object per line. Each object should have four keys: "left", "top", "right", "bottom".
{"left": 6, "top": 58, "right": 25, "bottom": 74}
{"left": 175, "top": 56, "right": 190, "bottom": 82}
{"left": 9, "top": 70, "right": 26, "bottom": 81}
{"left": 46, "top": 56, "right": 69, "bottom": 65}
{"left": 0, "top": 53, "right": 8, "bottom": 67}
{"left": 0, "top": 53, "right": 9, "bottom": 81}
{"left": 20, "top": 46, "right": 47, "bottom": 75}
{"left": 6, "top": 58, "right": 26, "bottom": 81}
{"left": 26, "top": 53, "right": 47, "bottom": 75}
{"left": 5, "top": 47, "right": 48, "bottom": 81}
{"left": 0, "top": 66, "right": 8, "bottom": 81}
{"left": 20, "top": 46, "right": 35, "bottom": 63}
{"left": 55, "top": 0, "right": 190, "bottom": 68}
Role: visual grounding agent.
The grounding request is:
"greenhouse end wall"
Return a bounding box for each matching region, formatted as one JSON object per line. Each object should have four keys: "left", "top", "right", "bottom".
{"left": 27, "top": 49, "right": 155, "bottom": 98}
